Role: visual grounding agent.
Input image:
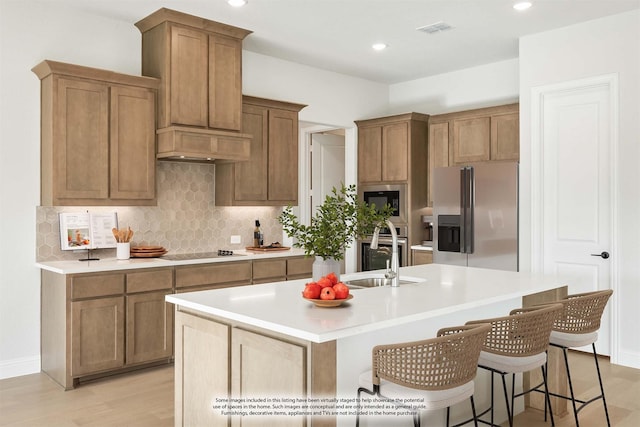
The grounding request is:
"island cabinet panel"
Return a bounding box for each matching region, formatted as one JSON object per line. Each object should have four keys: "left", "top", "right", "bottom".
{"left": 252, "top": 259, "right": 287, "bottom": 284}
{"left": 231, "top": 328, "right": 306, "bottom": 427}
{"left": 215, "top": 96, "right": 306, "bottom": 206}
{"left": 175, "top": 311, "right": 230, "bottom": 427}
{"left": 175, "top": 261, "right": 252, "bottom": 291}
{"left": 71, "top": 296, "right": 125, "bottom": 376}
{"left": 32, "top": 60, "right": 159, "bottom": 206}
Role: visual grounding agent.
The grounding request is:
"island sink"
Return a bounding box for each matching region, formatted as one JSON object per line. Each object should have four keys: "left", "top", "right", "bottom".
{"left": 344, "top": 275, "right": 424, "bottom": 289}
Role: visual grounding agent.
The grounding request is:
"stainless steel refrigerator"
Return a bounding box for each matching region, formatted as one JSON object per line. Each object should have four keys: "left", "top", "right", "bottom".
{"left": 433, "top": 162, "right": 518, "bottom": 271}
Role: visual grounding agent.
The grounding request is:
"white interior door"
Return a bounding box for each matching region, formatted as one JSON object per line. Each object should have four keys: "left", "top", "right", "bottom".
{"left": 535, "top": 76, "right": 616, "bottom": 355}
{"left": 311, "top": 132, "right": 345, "bottom": 217}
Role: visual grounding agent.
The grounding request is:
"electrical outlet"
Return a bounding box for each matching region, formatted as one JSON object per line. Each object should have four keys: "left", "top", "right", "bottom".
{"left": 230, "top": 235, "right": 241, "bottom": 244}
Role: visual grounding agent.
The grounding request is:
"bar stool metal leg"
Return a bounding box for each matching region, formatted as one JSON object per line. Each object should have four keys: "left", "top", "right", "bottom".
{"left": 591, "top": 343, "right": 611, "bottom": 427}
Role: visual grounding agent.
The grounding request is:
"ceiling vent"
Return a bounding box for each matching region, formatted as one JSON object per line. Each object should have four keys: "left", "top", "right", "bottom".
{"left": 416, "top": 21, "right": 453, "bottom": 34}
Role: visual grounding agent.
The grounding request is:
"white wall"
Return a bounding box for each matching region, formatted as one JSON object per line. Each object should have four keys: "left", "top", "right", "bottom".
{"left": 388, "top": 58, "right": 519, "bottom": 115}
{"left": 519, "top": 10, "right": 640, "bottom": 368}
{"left": 0, "top": 1, "right": 389, "bottom": 378}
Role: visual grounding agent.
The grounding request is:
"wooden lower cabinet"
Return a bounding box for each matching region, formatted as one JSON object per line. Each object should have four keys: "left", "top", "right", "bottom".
{"left": 286, "top": 256, "right": 314, "bottom": 281}
{"left": 252, "top": 258, "right": 287, "bottom": 284}
{"left": 71, "top": 296, "right": 125, "bottom": 376}
{"left": 411, "top": 250, "right": 433, "bottom": 266}
{"left": 126, "top": 291, "right": 173, "bottom": 364}
{"left": 41, "top": 268, "right": 174, "bottom": 389}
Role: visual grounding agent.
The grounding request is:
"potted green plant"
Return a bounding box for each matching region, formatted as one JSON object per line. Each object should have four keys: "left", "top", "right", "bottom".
{"left": 278, "top": 184, "right": 394, "bottom": 280}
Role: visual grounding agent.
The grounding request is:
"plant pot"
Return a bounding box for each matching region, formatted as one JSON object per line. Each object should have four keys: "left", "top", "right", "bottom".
{"left": 312, "top": 256, "right": 340, "bottom": 282}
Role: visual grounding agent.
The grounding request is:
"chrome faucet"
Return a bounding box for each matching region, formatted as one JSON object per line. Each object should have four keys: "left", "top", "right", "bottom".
{"left": 370, "top": 219, "right": 399, "bottom": 287}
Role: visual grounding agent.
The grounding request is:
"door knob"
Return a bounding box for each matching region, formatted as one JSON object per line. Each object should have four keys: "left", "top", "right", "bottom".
{"left": 590, "top": 251, "right": 610, "bottom": 259}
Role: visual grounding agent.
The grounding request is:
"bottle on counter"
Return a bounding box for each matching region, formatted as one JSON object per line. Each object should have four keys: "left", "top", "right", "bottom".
{"left": 253, "top": 220, "right": 264, "bottom": 247}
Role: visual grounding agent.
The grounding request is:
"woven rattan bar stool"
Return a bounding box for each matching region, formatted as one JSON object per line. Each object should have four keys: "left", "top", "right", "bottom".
{"left": 465, "top": 303, "right": 563, "bottom": 427}
{"left": 537, "top": 289, "right": 613, "bottom": 427}
{"left": 355, "top": 323, "right": 492, "bottom": 427}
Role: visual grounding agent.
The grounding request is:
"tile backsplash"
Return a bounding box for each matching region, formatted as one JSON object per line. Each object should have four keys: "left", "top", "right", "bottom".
{"left": 36, "top": 162, "right": 286, "bottom": 262}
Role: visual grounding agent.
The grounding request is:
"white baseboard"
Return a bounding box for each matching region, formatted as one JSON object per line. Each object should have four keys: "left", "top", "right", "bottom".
{"left": 615, "top": 350, "right": 640, "bottom": 369}
{"left": 0, "top": 355, "right": 40, "bottom": 380}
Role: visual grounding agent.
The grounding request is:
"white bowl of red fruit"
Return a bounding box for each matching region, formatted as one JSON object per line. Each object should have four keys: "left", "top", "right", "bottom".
{"left": 301, "top": 272, "right": 352, "bottom": 307}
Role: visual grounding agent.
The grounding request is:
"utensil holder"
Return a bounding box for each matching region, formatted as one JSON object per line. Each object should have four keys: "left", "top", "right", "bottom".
{"left": 116, "top": 242, "right": 130, "bottom": 260}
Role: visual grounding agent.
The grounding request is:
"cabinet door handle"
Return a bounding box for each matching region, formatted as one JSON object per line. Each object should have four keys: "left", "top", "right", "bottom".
{"left": 590, "top": 251, "right": 610, "bottom": 259}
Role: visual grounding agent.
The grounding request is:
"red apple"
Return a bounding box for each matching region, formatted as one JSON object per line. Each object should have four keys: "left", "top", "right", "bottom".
{"left": 320, "top": 287, "right": 336, "bottom": 300}
{"left": 302, "top": 282, "right": 321, "bottom": 299}
{"left": 332, "top": 282, "right": 350, "bottom": 299}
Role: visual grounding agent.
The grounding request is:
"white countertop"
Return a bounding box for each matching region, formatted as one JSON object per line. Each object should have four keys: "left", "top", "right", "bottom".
{"left": 166, "top": 264, "right": 567, "bottom": 343}
{"left": 36, "top": 248, "right": 308, "bottom": 274}
{"left": 410, "top": 244, "right": 433, "bottom": 251}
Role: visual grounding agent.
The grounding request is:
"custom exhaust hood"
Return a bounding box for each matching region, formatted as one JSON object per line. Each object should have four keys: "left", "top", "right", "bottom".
{"left": 156, "top": 126, "right": 252, "bottom": 163}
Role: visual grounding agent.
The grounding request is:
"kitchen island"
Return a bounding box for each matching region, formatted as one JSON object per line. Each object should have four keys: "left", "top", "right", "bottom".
{"left": 167, "top": 263, "right": 569, "bottom": 427}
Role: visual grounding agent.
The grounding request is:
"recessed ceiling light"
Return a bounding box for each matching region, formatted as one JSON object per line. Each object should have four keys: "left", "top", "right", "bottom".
{"left": 372, "top": 43, "right": 388, "bottom": 51}
{"left": 513, "top": 2, "right": 532, "bottom": 11}
{"left": 228, "top": 0, "right": 247, "bottom": 7}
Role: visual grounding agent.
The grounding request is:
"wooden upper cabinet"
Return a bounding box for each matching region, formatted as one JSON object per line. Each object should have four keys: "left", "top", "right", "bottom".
{"left": 356, "top": 113, "right": 429, "bottom": 185}
{"left": 215, "top": 96, "right": 306, "bottom": 206}
{"left": 55, "top": 78, "right": 110, "bottom": 201}
{"left": 426, "top": 103, "right": 519, "bottom": 206}
{"left": 209, "top": 33, "right": 243, "bottom": 131}
{"left": 32, "top": 60, "right": 159, "bottom": 206}
{"left": 268, "top": 108, "right": 300, "bottom": 202}
{"left": 428, "top": 122, "right": 450, "bottom": 206}
{"left": 136, "top": 8, "right": 251, "bottom": 133}
{"left": 451, "top": 116, "right": 491, "bottom": 165}
{"left": 169, "top": 25, "right": 208, "bottom": 127}
{"left": 110, "top": 85, "right": 156, "bottom": 201}
{"left": 491, "top": 112, "right": 520, "bottom": 161}
{"left": 381, "top": 122, "right": 409, "bottom": 182}
{"left": 357, "top": 126, "right": 383, "bottom": 183}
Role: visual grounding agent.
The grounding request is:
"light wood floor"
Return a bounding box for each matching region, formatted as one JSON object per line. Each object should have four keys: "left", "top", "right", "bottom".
{"left": 0, "top": 351, "right": 638, "bottom": 426}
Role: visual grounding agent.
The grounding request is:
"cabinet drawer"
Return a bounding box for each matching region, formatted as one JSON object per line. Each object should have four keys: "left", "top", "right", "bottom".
{"left": 175, "top": 261, "right": 251, "bottom": 288}
{"left": 252, "top": 259, "right": 286, "bottom": 281}
{"left": 287, "top": 256, "right": 313, "bottom": 278}
{"left": 71, "top": 273, "right": 125, "bottom": 300}
{"left": 126, "top": 268, "right": 173, "bottom": 293}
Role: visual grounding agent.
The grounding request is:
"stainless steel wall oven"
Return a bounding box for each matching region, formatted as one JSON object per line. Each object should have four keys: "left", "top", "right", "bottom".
{"left": 358, "top": 224, "right": 408, "bottom": 271}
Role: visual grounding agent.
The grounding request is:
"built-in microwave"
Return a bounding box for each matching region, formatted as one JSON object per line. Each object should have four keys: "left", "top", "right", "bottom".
{"left": 359, "top": 184, "right": 407, "bottom": 224}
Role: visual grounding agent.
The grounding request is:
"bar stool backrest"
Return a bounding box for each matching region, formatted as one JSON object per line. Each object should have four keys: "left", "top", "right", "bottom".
{"left": 371, "top": 323, "right": 491, "bottom": 391}
{"left": 467, "top": 303, "right": 564, "bottom": 357}
{"left": 553, "top": 289, "right": 613, "bottom": 334}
